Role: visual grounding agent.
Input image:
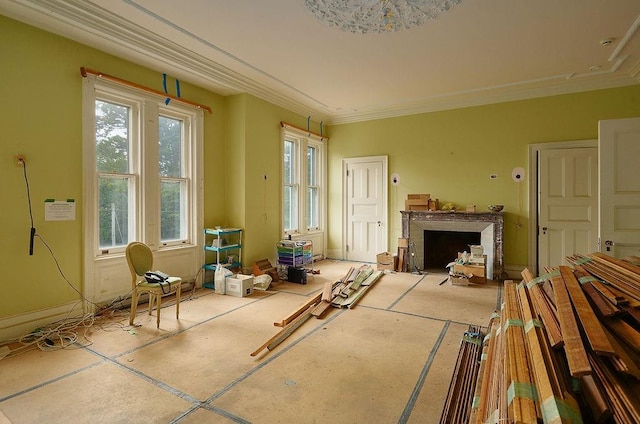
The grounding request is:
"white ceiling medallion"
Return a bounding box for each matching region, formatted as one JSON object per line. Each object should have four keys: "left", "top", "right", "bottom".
{"left": 304, "top": 0, "right": 463, "bottom": 34}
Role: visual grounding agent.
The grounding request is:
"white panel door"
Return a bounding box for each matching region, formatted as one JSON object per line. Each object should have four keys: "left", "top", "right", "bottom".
{"left": 344, "top": 157, "right": 388, "bottom": 262}
{"left": 538, "top": 148, "right": 598, "bottom": 269}
{"left": 599, "top": 117, "right": 640, "bottom": 258}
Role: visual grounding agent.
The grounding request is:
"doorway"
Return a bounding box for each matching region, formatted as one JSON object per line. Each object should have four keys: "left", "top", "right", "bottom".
{"left": 342, "top": 156, "right": 388, "bottom": 262}
{"left": 528, "top": 140, "right": 597, "bottom": 274}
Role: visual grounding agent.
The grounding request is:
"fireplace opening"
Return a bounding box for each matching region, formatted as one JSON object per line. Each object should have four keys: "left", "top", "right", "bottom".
{"left": 423, "top": 230, "right": 481, "bottom": 270}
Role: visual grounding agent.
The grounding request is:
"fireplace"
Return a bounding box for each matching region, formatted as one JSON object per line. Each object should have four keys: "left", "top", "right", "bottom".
{"left": 401, "top": 210, "right": 504, "bottom": 279}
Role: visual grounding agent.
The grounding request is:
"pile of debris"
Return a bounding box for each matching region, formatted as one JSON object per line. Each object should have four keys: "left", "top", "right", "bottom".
{"left": 441, "top": 253, "right": 640, "bottom": 423}
{"left": 251, "top": 265, "right": 383, "bottom": 357}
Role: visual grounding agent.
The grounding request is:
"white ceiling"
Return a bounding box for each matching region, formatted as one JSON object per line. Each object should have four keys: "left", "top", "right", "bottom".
{"left": 2, "top": 0, "right": 640, "bottom": 124}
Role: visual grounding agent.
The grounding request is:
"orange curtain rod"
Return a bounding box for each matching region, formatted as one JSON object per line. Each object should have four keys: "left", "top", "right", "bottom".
{"left": 280, "top": 121, "right": 328, "bottom": 140}
{"left": 80, "top": 67, "right": 212, "bottom": 114}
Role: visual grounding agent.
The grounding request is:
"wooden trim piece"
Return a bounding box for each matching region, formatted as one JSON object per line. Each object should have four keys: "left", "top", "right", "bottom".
{"left": 281, "top": 121, "right": 328, "bottom": 141}
{"left": 251, "top": 304, "right": 314, "bottom": 357}
{"left": 559, "top": 266, "right": 615, "bottom": 356}
{"left": 80, "top": 67, "right": 212, "bottom": 114}
{"left": 274, "top": 293, "right": 322, "bottom": 327}
{"left": 551, "top": 269, "right": 591, "bottom": 376}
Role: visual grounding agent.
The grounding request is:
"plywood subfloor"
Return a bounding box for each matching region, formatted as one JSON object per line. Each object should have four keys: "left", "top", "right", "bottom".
{"left": 0, "top": 260, "right": 501, "bottom": 423}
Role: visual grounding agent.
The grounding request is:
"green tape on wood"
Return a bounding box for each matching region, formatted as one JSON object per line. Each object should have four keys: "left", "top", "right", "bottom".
{"left": 541, "top": 397, "right": 583, "bottom": 424}
{"left": 481, "top": 353, "right": 488, "bottom": 361}
{"left": 578, "top": 275, "right": 599, "bottom": 284}
{"left": 575, "top": 257, "right": 592, "bottom": 265}
{"left": 484, "top": 408, "right": 498, "bottom": 424}
{"left": 472, "top": 395, "right": 480, "bottom": 409}
{"left": 503, "top": 318, "right": 524, "bottom": 332}
{"left": 525, "top": 319, "right": 543, "bottom": 333}
{"left": 464, "top": 334, "right": 482, "bottom": 345}
{"left": 507, "top": 381, "right": 538, "bottom": 405}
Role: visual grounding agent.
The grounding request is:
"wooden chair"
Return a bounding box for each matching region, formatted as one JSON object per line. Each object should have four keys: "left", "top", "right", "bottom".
{"left": 126, "top": 242, "right": 181, "bottom": 328}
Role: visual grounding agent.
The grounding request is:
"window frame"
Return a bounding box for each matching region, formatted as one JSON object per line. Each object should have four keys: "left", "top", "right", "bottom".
{"left": 281, "top": 127, "right": 326, "bottom": 238}
{"left": 83, "top": 77, "right": 202, "bottom": 258}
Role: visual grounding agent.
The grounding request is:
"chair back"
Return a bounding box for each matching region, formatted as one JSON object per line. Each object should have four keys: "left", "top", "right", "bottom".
{"left": 126, "top": 242, "right": 154, "bottom": 286}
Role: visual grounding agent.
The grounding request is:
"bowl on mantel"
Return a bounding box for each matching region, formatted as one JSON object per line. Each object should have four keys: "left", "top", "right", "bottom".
{"left": 488, "top": 204, "right": 504, "bottom": 212}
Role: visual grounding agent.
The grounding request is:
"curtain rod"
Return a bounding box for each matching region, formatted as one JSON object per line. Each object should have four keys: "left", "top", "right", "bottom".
{"left": 80, "top": 67, "right": 212, "bottom": 114}
{"left": 280, "top": 121, "right": 328, "bottom": 141}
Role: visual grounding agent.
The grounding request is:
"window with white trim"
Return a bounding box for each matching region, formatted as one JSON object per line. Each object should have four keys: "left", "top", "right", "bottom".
{"left": 282, "top": 130, "right": 325, "bottom": 236}
{"left": 88, "top": 82, "right": 201, "bottom": 255}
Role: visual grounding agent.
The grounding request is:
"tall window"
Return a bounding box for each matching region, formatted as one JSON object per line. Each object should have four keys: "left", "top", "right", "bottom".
{"left": 95, "top": 99, "right": 135, "bottom": 249}
{"left": 282, "top": 130, "right": 324, "bottom": 236}
{"left": 159, "top": 114, "right": 188, "bottom": 243}
{"left": 307, "top": 145, "right": 319, "bottom": 230}
{"left": 87, "top": 82, "right": 200, "bottom": 255}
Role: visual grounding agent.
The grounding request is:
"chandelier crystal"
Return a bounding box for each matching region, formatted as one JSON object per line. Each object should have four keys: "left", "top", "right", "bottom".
{"left": 304, "top": 0, "right": 463, "bottom": 34}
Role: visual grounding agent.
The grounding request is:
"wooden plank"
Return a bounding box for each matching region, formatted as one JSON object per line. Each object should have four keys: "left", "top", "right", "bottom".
{"left": 550, "top": 269, "right": 591, "bottom": 376}
{"left": 310, "top": 300, "right": 332, "bottom": 318}
{"left": 252, "top": 304, "right": 315, "bottom": 356}
{"left": 580, "top": 280, "right": 620, "bottom": 317}
{"left": 604, "top": 318, "right": 640, "bottom": 353}
{"left": 503, "top": 281, "right": 538, "bottom": 422}
{"left": 517, "top": 282, "right": 570, "bottom": 424}
{"left": 521, "top": 268, "right": 563, "bottom": 348}
{"left": 321, "top": 281, "right": 333, "bottom": 302}
{"left": 559, "top": 266, "right": 615, "bottom": 356}
{"left": 274, "top": 292, "right": 321, "bottom": 327}
{"left": 603, "top": 327, "right": 640, "bottom": 379}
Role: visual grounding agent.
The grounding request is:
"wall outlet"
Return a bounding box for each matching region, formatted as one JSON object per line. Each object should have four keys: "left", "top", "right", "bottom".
{"left": 14, "top": 154, "right": 25, "bottom": 167}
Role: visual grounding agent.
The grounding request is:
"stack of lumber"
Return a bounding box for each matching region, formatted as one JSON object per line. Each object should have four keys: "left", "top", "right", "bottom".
{"left": 441, "top": 253, "right": 640, "bottom": 423}
{"left": 331, "top": 266, "right": 383, "bottom": 308}
{"left": 439, "top": 325, "right": 485, "bottom": 424}
{"left": 251, "top": 265, "right": 383, "bottom": 357}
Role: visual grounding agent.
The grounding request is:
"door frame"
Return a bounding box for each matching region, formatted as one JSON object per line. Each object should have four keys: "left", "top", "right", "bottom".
{"left": 527, "top": 139, "right": 597, "bottom": 275}
{"left": 342, "top": 155, "right": 388, "bottom": 261}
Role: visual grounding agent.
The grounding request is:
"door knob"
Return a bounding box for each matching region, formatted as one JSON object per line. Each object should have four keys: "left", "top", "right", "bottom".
{"left": 605, "top": 240, "right": 614, "bottom": 252}
{"left": 542, "top": 226, "right": 547, "bottom": 235}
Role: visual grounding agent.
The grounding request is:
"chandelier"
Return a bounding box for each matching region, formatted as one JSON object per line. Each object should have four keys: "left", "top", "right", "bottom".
{"left": 303, "top": 0, "right": 463, "bottom": 34}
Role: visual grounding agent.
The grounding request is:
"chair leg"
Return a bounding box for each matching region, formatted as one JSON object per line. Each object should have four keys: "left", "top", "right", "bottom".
{"left": 129, "top": 290, "right": 139, "bottom": 326}
{"left": 156, "top": 293, "right": 162, "bottom": 328}
{"left": 148, "top": 294, "right": 155, "bottom": 316}
{"left": 176, "top": 285, "right": 181, "bottom": 320}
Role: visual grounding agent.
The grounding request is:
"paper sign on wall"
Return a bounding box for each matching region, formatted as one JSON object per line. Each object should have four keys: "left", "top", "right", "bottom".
{"left": 44, "top": 199, "right": 76, "bottom": 221}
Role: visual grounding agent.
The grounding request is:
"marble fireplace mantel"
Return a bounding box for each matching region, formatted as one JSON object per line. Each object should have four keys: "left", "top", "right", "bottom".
{"left": 401, "top": 210, "right": 504, "bottom": 279}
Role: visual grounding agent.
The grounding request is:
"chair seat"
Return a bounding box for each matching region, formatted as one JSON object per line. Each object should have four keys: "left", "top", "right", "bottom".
{"left": 138, "top": 276, "right": 182, "bottom": 290}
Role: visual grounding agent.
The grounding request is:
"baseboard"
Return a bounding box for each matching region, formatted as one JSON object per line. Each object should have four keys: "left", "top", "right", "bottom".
{"left": 0, "top": 301, "right": 84, "bottom": 342}
{"left": 325, "top": 249, "right": 343, "bottom": 260}
{"left": 503, "top": 264, "right": 526, "bottom": 280}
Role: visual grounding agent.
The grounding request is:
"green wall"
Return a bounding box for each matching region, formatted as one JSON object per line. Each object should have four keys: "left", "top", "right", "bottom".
{"left": 327, "top": 86, "right": 640, "bottom": 267}
{"left": 2, "top": 13, "right": 639, "bottom": 328}
{"left": 0, "top": 15, "right": 224, "bottom": 319}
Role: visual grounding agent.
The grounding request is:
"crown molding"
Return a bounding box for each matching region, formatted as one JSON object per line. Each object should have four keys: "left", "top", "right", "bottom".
{"left": 2, "top": 0, "right": 639, "bottom": 126}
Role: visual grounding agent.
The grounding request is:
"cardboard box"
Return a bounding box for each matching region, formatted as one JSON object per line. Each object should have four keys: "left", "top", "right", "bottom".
{"left": 452, "top": 263, "right": 486, "bottom": 284}
{"left": 450, "top": 275, "right": 470, "bottom": 286}
{"left": 226, "top": 274, "right": 254, "bottom": 297}
{"left": 376, "top": 252, "right": 396, "bottom": 271}
{"left": 408, "top": 194, "right": 430, "bottom": 200}
{"left": 405, "top": 203, "right": 429, "bottom": 211}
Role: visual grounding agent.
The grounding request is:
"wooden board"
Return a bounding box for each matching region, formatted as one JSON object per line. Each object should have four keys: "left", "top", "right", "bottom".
{"left": 559, "top": 266, "right": 615, "bottom": 356}
{"left": 550, "top": 269, "right": 591, "bottom": 376}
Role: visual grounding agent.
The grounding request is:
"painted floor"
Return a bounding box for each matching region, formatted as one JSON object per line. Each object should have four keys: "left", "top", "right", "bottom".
{"left": 0, "top": 260, "right": 501, "bottom": 423}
